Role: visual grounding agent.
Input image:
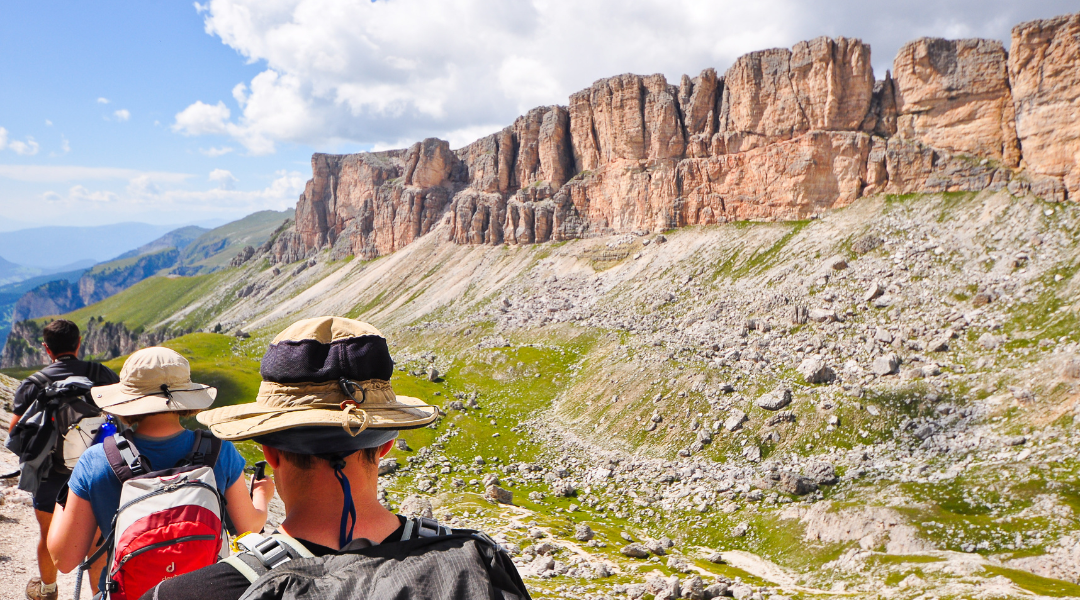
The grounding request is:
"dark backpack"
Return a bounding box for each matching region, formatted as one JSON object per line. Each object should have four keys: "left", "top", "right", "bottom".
{"left": 34, "top": 370, "right": 108, "bottom": 476}
{"left": 227, "top": 517, "right": 531, "bottom": 600}
{"left": 5, "top": 365, "right": 108, "bottom": 491}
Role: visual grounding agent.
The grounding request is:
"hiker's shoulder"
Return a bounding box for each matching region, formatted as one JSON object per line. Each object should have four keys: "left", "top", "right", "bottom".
{"left": 68, "top": 444, "right": 112, "bottom": 495}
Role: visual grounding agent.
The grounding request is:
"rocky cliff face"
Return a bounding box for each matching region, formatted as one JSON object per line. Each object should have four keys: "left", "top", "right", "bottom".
{"left": 0, "top": 317, "right": 179, "bottom": 368}
{"left": 277, "top": 12, "right": 1080, "bottom": 262}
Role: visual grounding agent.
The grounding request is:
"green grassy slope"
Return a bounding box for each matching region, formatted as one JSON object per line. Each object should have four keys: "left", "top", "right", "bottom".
{"left": 56, "top": 272, "right": 229, "bottom": 332}
{"left": 181, "top": 209, "right": 293, "bottom": 272}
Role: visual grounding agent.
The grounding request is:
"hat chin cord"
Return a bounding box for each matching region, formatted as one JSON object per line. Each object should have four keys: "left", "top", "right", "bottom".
{"left": 330, "top": 456, "right": 357, "bottom": 548}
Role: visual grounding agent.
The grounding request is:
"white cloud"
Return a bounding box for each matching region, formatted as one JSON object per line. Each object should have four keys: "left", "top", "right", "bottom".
{"left": 8, "top": 137, "right": 40, "bottom": 156}
{"left": 209, "top": 168, "right": 238, "bottom": 190}
{"left": 0, "top": 164, "right": 191, "bottom": 183}
{"left": 113, "top": 109, "right": 131, "bottom": 122}
{"left": 45, "top": 120, "right": 53, "bottom": 126}
{"left": 173, "top": 101, "right": 231, "bottom": 136}
{"left": 129, "top": 169, "right": 305, "bottom": 212}
{"left": 180, "top": 0, "right": 1076, "bottom": 153}
{"left": 45, "top": 185, "right": 120, "bottom": 205}
{"left": 97, "top": 97, "right": 110, "bottom": 104}
{"left": 200, "top": 146, "right": 234, "bottom": 157}
{"left": 0, "top": 127, "right": 41, "bottom": 155}
{"left": 127, "top": 175, "right": 161, "bottom": 198}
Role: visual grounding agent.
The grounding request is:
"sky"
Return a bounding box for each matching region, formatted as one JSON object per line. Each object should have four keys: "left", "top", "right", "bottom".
{"left": 0, "top": 0, "right": 1074, "bottom": 230}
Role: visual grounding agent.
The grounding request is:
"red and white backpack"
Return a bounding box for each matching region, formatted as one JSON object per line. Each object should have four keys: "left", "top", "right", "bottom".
{"left": 86, "top": 430, "right": 225, "bottom": 600}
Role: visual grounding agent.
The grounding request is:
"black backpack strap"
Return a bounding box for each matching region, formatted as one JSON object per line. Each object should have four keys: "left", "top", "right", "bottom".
{"left": 103, "top": 431, "right": 150, "bottom": 482}
{"left": 400, "top": 516, "right": 453, "bottom": 541}
{"left": 86, "top": 361, "right": 102, "bottom": 384}
{"left": 178, "top": 430, "right": 222, "bottom": 468}
{"left": 26, "top": 371, "right": 52, "bottom": 389}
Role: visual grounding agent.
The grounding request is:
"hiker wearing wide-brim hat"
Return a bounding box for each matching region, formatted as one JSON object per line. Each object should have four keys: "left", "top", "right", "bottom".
{"left": 146, "top": 317, "right": 529, "bottom": 600}
{"left": 197, "top": 316, "right": 438, "bottom": 440}
{"left": 90, "top": 346, "right": 217, "bottom": 417}
{"left": 48, "top": 347, "right": 274, "bottom": 593}
{"left": 197, "top": 317, "right": 439, "bottom": 545}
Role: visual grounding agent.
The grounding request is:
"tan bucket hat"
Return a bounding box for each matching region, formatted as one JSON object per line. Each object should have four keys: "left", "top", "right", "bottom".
{"left": 196, "top": 316, "right": 438, "bottom": 441}
{"left": 92, "top": 347, "right": 217, "bottom": 417}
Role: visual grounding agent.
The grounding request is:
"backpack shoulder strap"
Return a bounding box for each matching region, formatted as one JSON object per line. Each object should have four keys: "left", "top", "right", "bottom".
{"left": 103, "top": 431, "right": 150, "bottom": 482}
{"left": 26, "top": 371, "right": 52, "bottom": 389}
{"left": 223, "top": 532, "right": 315, "bottom": 583}
{"left": 400, "top": 516, "right": 453, "bottom": 541}
{"left": 86, "top": 361, "right": 102, "bottom": 384}
{"left": 178, "top": 430, "right": 222, "bottom": 468}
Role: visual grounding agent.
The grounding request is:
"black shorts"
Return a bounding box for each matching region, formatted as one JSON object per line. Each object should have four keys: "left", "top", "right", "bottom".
{"left": 32, "top": 472, "right": 70, "bottom": 513}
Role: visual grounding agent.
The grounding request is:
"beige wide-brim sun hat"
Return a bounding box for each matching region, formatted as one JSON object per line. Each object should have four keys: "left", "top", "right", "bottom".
{"left": 92, "top": 347, "right": 217, "bottom": 417}
{"left": 197, "top": 317, "right": 439, "bottom": 441}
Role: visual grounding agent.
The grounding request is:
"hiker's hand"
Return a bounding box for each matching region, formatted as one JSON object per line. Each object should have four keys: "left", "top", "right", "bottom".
{"left": 251, "top": 475, "right": 275, "bottom": 507}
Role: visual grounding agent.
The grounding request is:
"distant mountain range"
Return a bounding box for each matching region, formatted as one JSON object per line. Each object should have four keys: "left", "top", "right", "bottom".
{"left": 0, "top": 222, "right": 199, "bottom": 270}
{"left": 0, "top": 209, "right": 293, "bottom": 354}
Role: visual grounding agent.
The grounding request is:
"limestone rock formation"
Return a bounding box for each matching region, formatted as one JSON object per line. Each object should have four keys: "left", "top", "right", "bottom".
{"left": 1009, "top": 13, "right": 1080, "bottom": 200}
{"left": 271, "top": 11, "right": 1080, "bottom": 262}
{"left": 893, "top": 37, "right": 1020, "bottom": 165}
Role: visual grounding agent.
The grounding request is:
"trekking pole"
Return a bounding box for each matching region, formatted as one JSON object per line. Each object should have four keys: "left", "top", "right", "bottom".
{"left": 73, "top": 565, "right": 84, "bottom": 600}
{"left": 249, "top": 461, "right": 267, "bottom": 498}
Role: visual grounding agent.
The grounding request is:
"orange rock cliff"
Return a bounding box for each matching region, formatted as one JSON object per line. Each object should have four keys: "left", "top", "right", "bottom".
{"left": 270, "top": 13, "right": 1080, "bottom": 262}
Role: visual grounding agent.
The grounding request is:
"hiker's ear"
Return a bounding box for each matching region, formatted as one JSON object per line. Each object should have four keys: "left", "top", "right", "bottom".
{"left": 262, "top": 445, "right": 281, "bottom": 469}
{"left": 377, "top": 439, "right": 395, "bottom": 459}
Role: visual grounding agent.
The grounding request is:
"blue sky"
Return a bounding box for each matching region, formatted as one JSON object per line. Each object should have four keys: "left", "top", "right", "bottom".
{"left": 1, "top": 0, "right": 1074, "bottom": 229}
{"left": 0, "top": 2, "right": 320, "bottom": 228}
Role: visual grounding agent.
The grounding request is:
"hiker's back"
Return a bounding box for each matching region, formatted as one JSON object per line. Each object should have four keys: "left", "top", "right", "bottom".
{"left": 233, "top": 520, "right": 530, "bottom": 600}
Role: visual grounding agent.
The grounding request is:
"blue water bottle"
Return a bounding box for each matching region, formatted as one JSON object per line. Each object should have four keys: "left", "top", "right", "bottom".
{"left": 95, "top": 416, "right": 117, "bottom": 444}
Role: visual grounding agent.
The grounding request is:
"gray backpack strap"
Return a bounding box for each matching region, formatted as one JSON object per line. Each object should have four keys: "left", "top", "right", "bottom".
{"left": 224, "top": 532, "right": 314, "bottom": 583}
{"left": 400, "top": 516, "right": 452, "bottom": 541}
{"left": 27, "top": 371, "right": 52, "bottom": 390}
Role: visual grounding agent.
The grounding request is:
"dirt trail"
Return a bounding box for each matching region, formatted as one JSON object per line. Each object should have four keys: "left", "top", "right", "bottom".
{"left": 0, "top": 437, "right": 85, "bottom": 600}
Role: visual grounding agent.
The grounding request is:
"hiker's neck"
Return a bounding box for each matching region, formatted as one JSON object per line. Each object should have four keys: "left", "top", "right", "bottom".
{"left": 278, "top": 459, "right": 397, "bottom": 550}
{"left": 132, "top": 413, "right": 185, "bottom": 438}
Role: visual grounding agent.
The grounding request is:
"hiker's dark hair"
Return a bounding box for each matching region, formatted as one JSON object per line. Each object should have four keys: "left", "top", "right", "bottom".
{"left": 43, "top": 319, "right": 80, "bottom": 355}
{"left": 279, "top": 448, "right": 380, "bottom": 469}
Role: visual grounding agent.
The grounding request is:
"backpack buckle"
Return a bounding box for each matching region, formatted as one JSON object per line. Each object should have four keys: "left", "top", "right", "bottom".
{"left": 250, "top": 536, "right": 291, "bottom": 569}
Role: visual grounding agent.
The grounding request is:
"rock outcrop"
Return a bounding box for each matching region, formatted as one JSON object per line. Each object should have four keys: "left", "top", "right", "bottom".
{"left": 1009, "top": 13, "right": 1080, "bottom": 200}
{"left": 274, "top": 12, "right": 1079, "bottom": 262}
{"left": 0, "top": 317, "right": 179, "bottom": 368}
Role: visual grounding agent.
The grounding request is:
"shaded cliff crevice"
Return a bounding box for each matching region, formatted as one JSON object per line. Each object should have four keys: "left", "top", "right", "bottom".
{"left": 273, "top": 12, "right": 1079, "bottom": 263}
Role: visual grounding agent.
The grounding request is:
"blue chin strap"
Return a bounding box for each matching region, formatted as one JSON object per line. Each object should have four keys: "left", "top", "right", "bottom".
{"left": 330, "top": 456, "right": 357, "bottom": 548}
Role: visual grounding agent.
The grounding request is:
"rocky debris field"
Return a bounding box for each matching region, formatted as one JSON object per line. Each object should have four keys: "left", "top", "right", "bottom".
{"left": 367, "top": 190, "right": 1080, "bottom": 599}
{"left": 3, "top": 190, "right": 1080, "bottom": 599}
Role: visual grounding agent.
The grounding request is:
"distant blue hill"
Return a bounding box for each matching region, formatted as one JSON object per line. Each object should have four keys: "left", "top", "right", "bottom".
{"left": 0, "top": 223, "right": 177, "bottom": 269}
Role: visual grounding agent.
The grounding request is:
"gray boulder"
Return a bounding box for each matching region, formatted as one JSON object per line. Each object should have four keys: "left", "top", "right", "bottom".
{"left": 756, "top": 388, "right": 792, "bottom": 411}
{"left": 398, "top": 495, "right": 433, "bottom": 518}
{"left": 484, "top": 485, "right": 513, "bottom": 505}
{"left": 871, "top": 353, "right": 901, "bottom": 376}
{"left": 798, "top": 358, "right": 835, "bottom": 384}
{"left": 724, "top": 409, "right": 748, "bottom": 431}
{"left": 778, "top": 472, "right": 818, "bottom": 495}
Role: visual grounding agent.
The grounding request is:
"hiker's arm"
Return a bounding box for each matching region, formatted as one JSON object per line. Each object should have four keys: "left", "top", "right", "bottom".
{"left": 224, "top": 476, "right": 274, "bottom": 534}
{"left": 8, "top": 414, "right": 16, "bottom": 433}
{"left": 48, "top": 490, "right": 97, "bottom": 573}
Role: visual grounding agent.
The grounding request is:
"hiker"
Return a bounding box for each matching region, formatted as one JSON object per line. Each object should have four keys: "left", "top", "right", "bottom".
{"left": 141, "top": 316, "right": 530, "bottom": 600}
{"left": 7, "top": 319, "right": 120, "bottom": 600}
{"left": 47, "top": 346, "right": 274, "bottom": 597}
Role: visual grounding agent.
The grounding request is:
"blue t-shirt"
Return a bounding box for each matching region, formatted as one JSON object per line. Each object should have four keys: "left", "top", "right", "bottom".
{"left": 69, "top": 429, "right": 246, "bottom": 543}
